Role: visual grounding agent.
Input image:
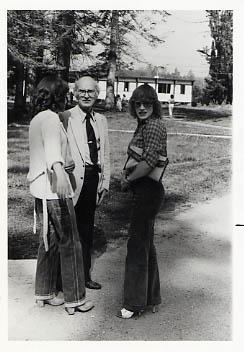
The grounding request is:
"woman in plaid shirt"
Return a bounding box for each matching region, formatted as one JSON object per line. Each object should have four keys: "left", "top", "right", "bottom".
{"left": 117, "top": 84, "right": 168, "bottom": 319}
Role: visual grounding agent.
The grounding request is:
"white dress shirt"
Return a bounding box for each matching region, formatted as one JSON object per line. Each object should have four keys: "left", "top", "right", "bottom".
{"left": 77, "top": 106, "right": 101, "bottom": 165}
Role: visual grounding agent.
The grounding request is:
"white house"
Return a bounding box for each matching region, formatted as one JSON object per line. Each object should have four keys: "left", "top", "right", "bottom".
{"left": 69, "top": 73, "right": 194, "bottom": 104}
{"left": 97, "top": 75, "right": 194, "bottom": 104}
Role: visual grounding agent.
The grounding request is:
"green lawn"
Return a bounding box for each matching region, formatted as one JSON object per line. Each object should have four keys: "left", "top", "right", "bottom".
{"left": 8, "top": 109, "right": 232, "bottom": 259}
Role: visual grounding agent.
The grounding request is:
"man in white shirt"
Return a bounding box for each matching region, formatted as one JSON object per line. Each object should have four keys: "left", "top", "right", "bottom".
{"left": 60, "top": 76, "right": 110, "bottom": 290}
{"left": 168, "top": 94, "right": 175, "bottom": 117}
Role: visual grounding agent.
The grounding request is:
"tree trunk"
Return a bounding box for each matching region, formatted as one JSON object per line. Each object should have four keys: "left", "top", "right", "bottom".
{"left": 56, "top": 11, "right": 75, "bottom": 82}
{"left": 27, "top": 66, "right": 37, "bottom": 115}
{"left": 14, "top": 61, "right": 25, "bottom": 120}
{"left": 23, "top": 67, "right": 28, "bottom": 103}
{"left": 105, "top": 11, "right": 119, "bottom": 111}
{"left": 226, "top": 74, "right": 232, "bottom": 104}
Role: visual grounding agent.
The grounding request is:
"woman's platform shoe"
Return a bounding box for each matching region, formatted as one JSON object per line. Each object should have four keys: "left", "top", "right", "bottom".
{"left": 36, "top": 300, "right": 45, "bottom": 308}
{"left": 151, "top": 304, "right": 160, "bottom": 313}
{"left": 65, "top": 307, "right": 75, "bottom": 315}
{"left": 65, "top": 300, "right": 94, "bottom": 315}
{"left": 116, "top": 308, "right": 143, "bottom": 319}
{"left": 36, "top": 295, "right": 64, "bottom": 307}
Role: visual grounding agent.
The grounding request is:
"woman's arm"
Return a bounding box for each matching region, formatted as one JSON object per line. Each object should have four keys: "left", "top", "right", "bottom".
{"left": 125, "top": 121, "right": 167, "bottom": 183}
{"left": 121, "top": 160, "right": 152, "bottom": 191}
{"left": 126, "top": 160, "right": 152, "bottom": 182}
{"left": 52, "top": 162, "right": 72, "bottom": 199}
{"left": 41, "top": 113, "right": 71, "bottom": 199}
{"left": 41, "top": 114, "right": 64, "bottom": 171}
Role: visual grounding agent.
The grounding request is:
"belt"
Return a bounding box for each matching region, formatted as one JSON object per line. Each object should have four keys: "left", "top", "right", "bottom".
{"left": 85, "top": 164, "right": 101, "bottom": 173}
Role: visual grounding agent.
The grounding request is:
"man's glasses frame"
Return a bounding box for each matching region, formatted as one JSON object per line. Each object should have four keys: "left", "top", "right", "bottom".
{"left": 77, "top": 89, "right": 96, "bottom": 97}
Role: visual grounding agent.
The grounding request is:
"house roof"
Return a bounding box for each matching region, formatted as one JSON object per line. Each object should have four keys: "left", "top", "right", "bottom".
{"left": 69, "top": 70, "right": 194, "bottom": 84}
{"left": 99, "top": 76, "right": 194, "bottom": 84}
{"left": 115, "top": 70, "right": 194, "bottom": 83}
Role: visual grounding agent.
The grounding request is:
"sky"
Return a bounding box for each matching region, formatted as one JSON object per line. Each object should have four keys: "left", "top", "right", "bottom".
{"left": 74, "top": 10, "right": 213, "bottom": 79}
{"left": 135, "top": 10, "right": 212, "bottom": 78}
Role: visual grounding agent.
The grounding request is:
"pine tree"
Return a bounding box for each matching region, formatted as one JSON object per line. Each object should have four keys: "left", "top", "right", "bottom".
{"left": 93, "top": 10, "right": 169, "bottom": 110}
{"left": 7, "top": 10, "right": 47, "bottom": 118}
{"left": 198, "top": 10, "right": 233, "bottom": 104}
{"left": 7, "top": 10, "right": 101, "bottom": 119}
{"left": 49, "top": 10, "right": 100, "bottom": 81}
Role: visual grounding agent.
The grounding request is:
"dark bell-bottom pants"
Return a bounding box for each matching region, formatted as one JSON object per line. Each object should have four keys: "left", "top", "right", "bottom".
{"left": 35, "top": 198, "right": 86, "bottom": 308}
{"left": 123, "top": 177, "right": 164, "bottom": 312}
{"left": 75, "top": 166, "right": 99, "bottom": 282}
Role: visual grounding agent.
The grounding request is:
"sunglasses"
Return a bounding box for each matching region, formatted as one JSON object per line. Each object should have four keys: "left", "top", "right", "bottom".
{"left": 134, "top": 101, "right": 153, "bottom": 108}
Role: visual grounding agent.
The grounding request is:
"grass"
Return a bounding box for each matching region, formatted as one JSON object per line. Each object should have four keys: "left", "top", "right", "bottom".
{"left": 8, "top": 107, "right": 232, "bottom": 259}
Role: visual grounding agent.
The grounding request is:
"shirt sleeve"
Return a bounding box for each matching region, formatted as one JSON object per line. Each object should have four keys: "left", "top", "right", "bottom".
{"left": 41, "top": 112, "right": 64, "bottom": 171}
{"left": 142, "top": 121, "right": 167, "bottom": 168}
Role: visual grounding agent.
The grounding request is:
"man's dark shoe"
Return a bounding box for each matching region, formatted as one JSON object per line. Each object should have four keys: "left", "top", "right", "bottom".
{"left": 85, "top": 280, "right": 102, "bottom": 290}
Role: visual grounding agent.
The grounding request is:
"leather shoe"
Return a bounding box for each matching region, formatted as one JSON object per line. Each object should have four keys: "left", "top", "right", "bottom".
{"left": 85, "top": 280, "right": 102, "bottom": 290}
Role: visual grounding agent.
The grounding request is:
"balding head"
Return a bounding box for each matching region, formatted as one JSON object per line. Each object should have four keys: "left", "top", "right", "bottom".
{"left": 74, "top": 76, "right": 100, "bottom": 112}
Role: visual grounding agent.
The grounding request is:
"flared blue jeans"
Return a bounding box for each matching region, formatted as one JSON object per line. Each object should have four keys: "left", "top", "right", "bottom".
{"left": 35, "top": 198, "right": 86, "bottom": 308}
{"left": 123, "top": 177, "right": 164, "bottom": 312}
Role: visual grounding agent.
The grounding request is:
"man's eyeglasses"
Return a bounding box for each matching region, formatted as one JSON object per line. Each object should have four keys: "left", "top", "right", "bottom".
{"left": 77, "top": 89, "right": 96, "bottom": 97}
{"left": 135, "top": 101, "right": 153, "bottom": 109}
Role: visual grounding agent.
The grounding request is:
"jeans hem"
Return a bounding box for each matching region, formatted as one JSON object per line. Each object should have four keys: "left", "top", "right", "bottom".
{"left": 64, "top": 297, "right": 86, "bottom": 308}
{"left": 124, "top": 300, "right": 161, "bottom": 312}
{"left": 147, "top": 299, "right": 162, "bottom": 306}
{"left": 35, "top": 293, "right": 55, "bottom": 300}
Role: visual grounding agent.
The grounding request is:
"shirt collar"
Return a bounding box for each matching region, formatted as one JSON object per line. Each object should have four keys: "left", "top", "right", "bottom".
{"left": 77, "top": 106, "right": 96, "bottom": 123}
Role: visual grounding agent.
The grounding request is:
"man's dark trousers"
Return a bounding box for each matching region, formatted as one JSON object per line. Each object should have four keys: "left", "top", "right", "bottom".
{"left": 75, "top": 166, "right": 99, "bottom": 282}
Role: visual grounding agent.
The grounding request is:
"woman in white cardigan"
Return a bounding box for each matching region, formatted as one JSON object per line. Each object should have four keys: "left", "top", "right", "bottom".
{"left": 28, "top": 75, "right": 94, "bottom": 315}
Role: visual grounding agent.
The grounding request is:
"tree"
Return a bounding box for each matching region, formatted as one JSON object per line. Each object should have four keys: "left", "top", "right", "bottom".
{"left": 191, "top": 77, "right": 205, "bottom": 105}
{"left": 94, "top": 10, "right": 170, "bottom": 110}
{"left": 185, "top": 70, "right": 195, "bottom": 80}
{"left": 104, "top": 11, "right": 119, "bottom": 110}
{"left": 51, "top": 11, "right": 76, "bottom": 82}
{"left": 171, "top": 67, "right": 181, "bottom": 79}
{"left": 7, "top": 10, "right": 47, "bottom": 118}
{"left": 198, "top": 10, "right": 233, "bottom": 104}
{"left": 49, "top": 10, "right": 100, "bottom": 81}
{"left": 7, "top": 10, "right": 101, "bottom": 119}
{"left": 8, "top": 10, "right": 170, "bottom": 116}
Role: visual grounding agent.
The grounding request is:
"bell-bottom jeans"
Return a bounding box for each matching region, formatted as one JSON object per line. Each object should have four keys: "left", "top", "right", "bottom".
{"left": 35, "top": 198, "right": 86, "bottom": 308}
{"left": 123, "top": 177, "right": 164, "bottom": 312}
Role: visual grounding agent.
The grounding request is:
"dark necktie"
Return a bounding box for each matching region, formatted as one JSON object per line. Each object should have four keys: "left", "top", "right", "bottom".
{"left": 85, "top": 113, "right": 98, "bottom": 164}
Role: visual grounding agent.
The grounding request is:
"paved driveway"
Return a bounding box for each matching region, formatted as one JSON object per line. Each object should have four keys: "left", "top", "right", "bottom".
{"left": 8, "top": 195, "right": 232, "bottom": 341}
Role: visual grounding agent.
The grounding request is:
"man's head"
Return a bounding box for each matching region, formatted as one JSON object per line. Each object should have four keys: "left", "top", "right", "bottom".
{"left": 74, "top": 76, "right": 99, "bottom": 112}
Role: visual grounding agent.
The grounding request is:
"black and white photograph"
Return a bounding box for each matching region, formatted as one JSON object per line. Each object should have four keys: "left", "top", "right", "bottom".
{"left": 3, "top": 4, "right": 241, "bottom": 344}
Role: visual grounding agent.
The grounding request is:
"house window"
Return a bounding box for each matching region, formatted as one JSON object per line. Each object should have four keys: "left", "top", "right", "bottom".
{"left": 180, "top": 84, "right": 185, "bottom": 94}
{"left": 158, "top": 83, "right": 171, "bottom": 94}
{"left": 124, "top": 82, "right": 129, "bottom": 92}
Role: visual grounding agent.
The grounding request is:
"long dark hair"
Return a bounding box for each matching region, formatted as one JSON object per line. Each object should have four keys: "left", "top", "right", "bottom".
{"left": 128, "top": 84, "right": 162, "bottom": 119}
{"left": 33, "top": 75, "right": 69, "bottom": 115}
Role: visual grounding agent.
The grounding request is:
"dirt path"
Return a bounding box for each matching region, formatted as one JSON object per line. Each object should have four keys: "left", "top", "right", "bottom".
{"left": 8, "top": 194, "right": 231, "bottom": 341}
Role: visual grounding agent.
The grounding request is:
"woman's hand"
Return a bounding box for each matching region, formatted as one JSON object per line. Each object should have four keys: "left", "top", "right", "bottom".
{"left": 121, "top": 172, "right": 131, "bottom": 192}
{"left": 52, "top": 162, "right": 71, "bottom": 199}
{"left": 121, "top": 161, "right": 152, "bottom": 192}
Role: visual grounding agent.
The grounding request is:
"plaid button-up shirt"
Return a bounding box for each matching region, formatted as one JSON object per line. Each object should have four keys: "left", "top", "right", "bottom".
{"left": 128, "top": 117, "right": 167, "bottom": 168}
